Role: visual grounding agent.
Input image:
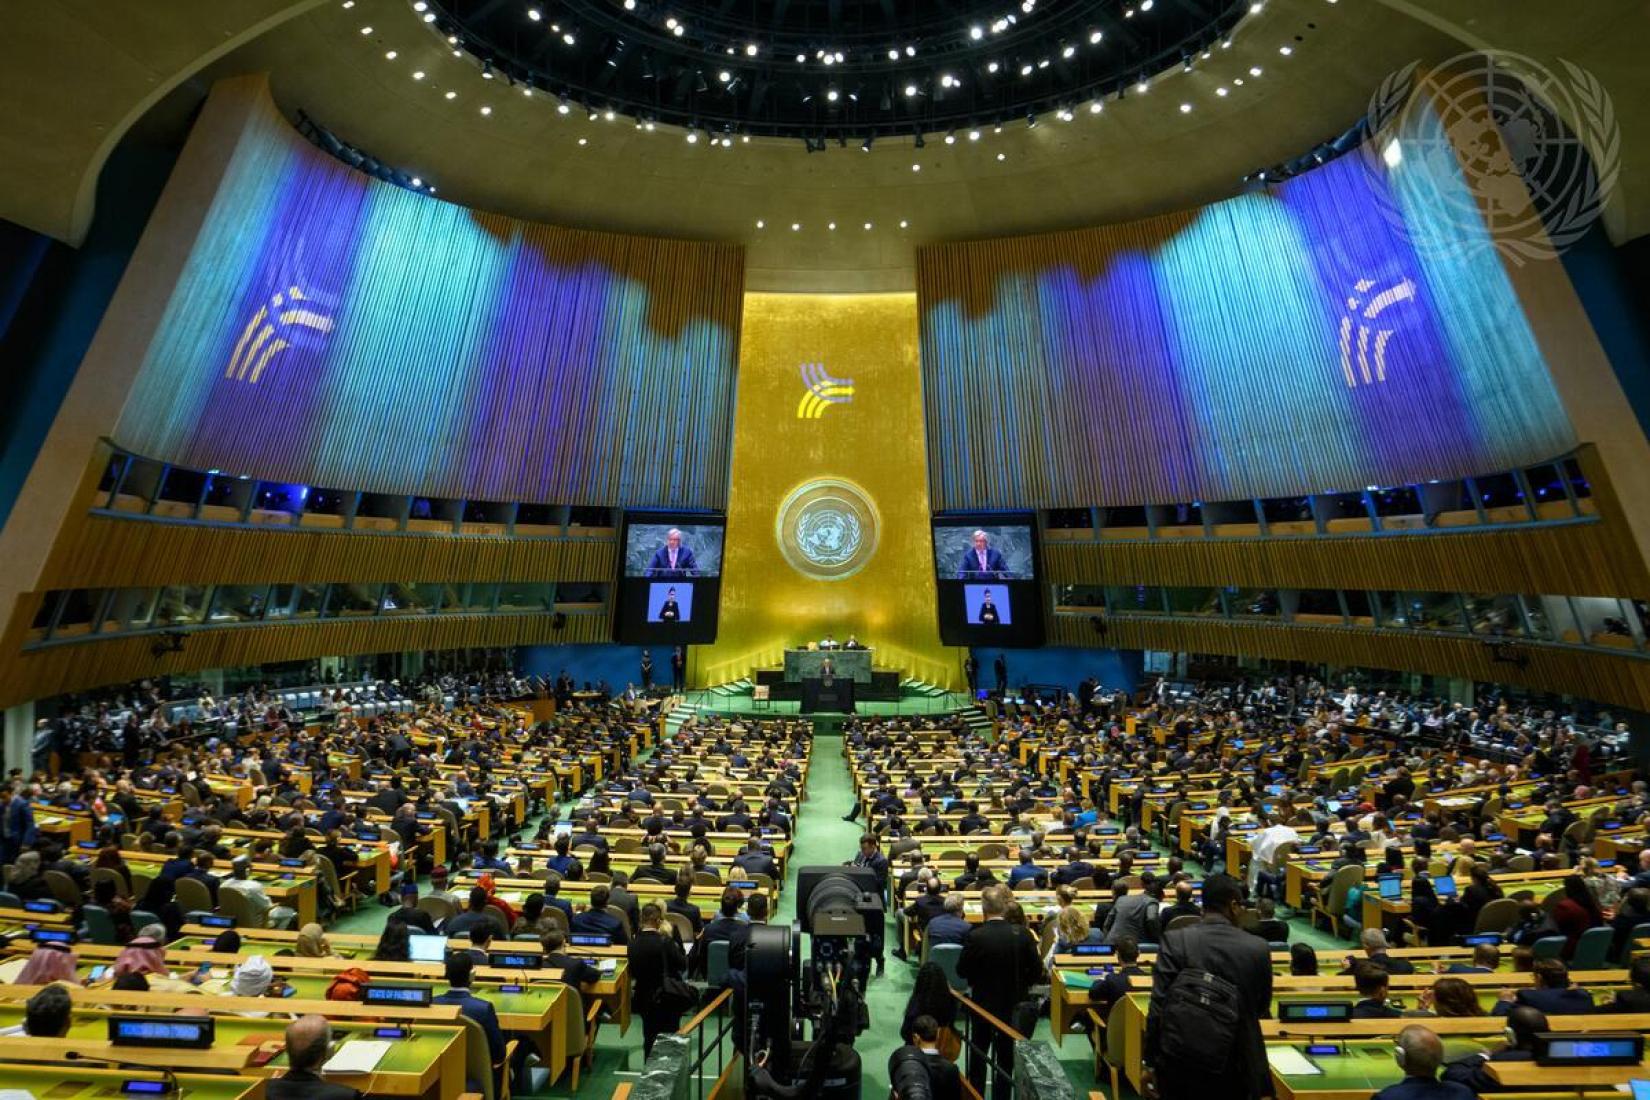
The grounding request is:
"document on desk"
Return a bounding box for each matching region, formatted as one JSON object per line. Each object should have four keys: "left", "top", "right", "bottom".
{"left": 323, "top": 1040, "right": 391, "bottom": 1075}
{"left": 1265, "top": 1047, "right": 1323, "bottom": 1076}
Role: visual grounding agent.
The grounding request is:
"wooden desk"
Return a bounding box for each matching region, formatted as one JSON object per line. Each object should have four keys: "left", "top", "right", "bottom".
{"left": 0, "top": 1063, "right": 265, "bottom": 1100}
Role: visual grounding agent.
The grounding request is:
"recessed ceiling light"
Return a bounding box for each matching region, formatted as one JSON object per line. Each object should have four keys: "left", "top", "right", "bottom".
{"left": 863, "top": 222, "right": 873, "bottom": 229}
{"left": 1215, "top": 86, "right": 1228, "bottom": 96}
{"left": 480, "top": 105, "right": 492, "bottom": 115}
{"left": 968, "top": 129, "right": 981, "bottom": 140}
{"left": 996, "top": 152, "right": 1006, "bottom": 160}
{"left": 791, "top": 222, "right": 801, "bottom": 231}
{"left": 756, "top": 219, "right": 765, "bottom": 228}
{"left": 746, "top": 43, "right": 758, "bottom": 56}
{"left": 911, "top": 163, "right": 921, "bottom": 171}
{"left": 527, "top": 8, "right": 541, "bottom": 20}
{"left": 827, "top": 222, "right": 836, "bottom": 230}
{"left": 412, "top": 70, "right": 425, "bottom": 80}
{"left": 1089, "top": 29, "right": 1103, "bottom": 44}
{"left": 409, "top": 176, "right": 421, "bottom": 187}
{"left": 904, "top": 84, "right": 918, "bottom": 97}
{"left": 444, "top": 90, "right": 457, "bottom": 99}
{"left": 1250, "top": 65, "right": 1263, "bottom": 76}
{"left": 340, "top": 1, "right": 354, "bottom": 8}
{"left": 1278, "top": 44, "right": 1293, "bottom": 55}
{"left": 827, "top": 89, "right": 839, "bottom": 101}
{"left": 720, "top": 70, "right": 732, "bottom": 82}
{"left": 359, "top": 25, "right": 373, "bottom": 35}
{"left": 899, "top": 219, "right": 909, "bottom": 228}
{"left": 686, "top": 132, "right": 699, "bottom": 143}
{"left": 578, "top": 137, "right": 588, "bottom": 145}
{"left": 970, "top": 25, "right": 984, "bottom": 39}
{"left": 1179, "top": 102, "right": 1192, "bottom": 113}
{"left": 384, "top": 50, "right": 397, "bottom": 60}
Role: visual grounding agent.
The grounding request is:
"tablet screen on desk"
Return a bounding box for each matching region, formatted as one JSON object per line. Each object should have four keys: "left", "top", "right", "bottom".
{"left": 1432, "top": 875, "right": 1458, "bottom": 898}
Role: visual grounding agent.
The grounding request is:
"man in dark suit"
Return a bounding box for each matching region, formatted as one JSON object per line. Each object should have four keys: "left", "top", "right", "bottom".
{"left": 1143, "top": 873, "right": 1273, "bottom": 1100}
{"left": 957, "top": 885, "right": 1042, "bottom": 1100}
{"left": 963, "top": 653, "right": 979, "bottom": 693}
{"left": 1443, "top": 1005, "right": 1546, "bottom": 1093}
{"left": 1374, "top": 1025, "right": 1475, "bottom": 1100}
{"left": 671, "top": 647, "right": 686, "bottom": 692}
{"left": 956, "top": 530, "right": 1009, "bottom": 578}
{"left": 1491, "top": 958, "right": 1595, "bottom": 1016}
{"left": 926, "top": 894, "right": 972, "bottom": 947}
{"left": 732, "top": 840, "right": 779, "bottom": 881}
{"left": 268, "top": 1015, "right": 363, "bottom": 1100}
{"left": 433, "top": 955, "right": 506, "bottom": 1095}
{"left": 1606, "top": 956, "right": 1650, "bottom": 1012}
{"left": 540, "top": 929, "right": 602, "bottom": 987}
{"left": 647, "top": 530, "right": 698, "bottom": 576}
{"left": 571, "top": 885, "right": 630, "bottom": 944}
{"left": 889, "top": 1017, "right": 963, "bottom": 1100}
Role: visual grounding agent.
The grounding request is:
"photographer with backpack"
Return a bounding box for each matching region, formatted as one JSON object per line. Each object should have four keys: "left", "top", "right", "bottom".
{"left": 1142, "top": 873, "right": 1273, "bottom": 1100}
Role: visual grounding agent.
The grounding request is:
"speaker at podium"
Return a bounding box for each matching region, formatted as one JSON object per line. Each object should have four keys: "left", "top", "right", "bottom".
{"left": 801, "top": 674, "right": 855, "bottom": 714}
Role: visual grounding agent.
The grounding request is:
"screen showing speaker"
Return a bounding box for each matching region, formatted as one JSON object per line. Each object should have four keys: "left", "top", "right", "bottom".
{"left": 616, "top": 512, "right": 725, "bottom": 643}
{"left": 932, "top": 514, "right": 1043, "bottom": 646}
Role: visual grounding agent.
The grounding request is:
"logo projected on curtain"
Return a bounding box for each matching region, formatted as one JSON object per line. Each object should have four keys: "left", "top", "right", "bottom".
{"left": 225, "top": 287, "right": 335, "bottom": 384}
{"left": 796, "top": 362, "right": 854, "bottom": 419}
{"left": 1338, "top": 277, "right": 1416, "bottom": 387}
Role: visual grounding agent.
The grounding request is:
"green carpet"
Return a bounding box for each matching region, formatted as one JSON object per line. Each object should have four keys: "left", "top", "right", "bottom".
{"left": 327, "top": 728, "right": 1356, "bottom": 1098}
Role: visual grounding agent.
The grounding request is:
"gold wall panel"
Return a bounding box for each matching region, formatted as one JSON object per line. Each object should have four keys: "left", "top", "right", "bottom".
{"left": 41, "top": 515, "right": 617, "bottom": 589}
{"left": 699, "top": 292, "right": 953, "bottom": 688}
{"left": 1045, "top": 518, "right": 1650, "bottom": 598}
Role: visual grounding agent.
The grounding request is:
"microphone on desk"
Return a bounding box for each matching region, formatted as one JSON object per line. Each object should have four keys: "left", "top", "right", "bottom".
{"left": 64, "top": 1050, "right": 181, "bottom": 1096}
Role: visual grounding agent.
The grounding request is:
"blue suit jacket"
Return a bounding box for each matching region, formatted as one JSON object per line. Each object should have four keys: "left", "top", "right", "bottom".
{"left": 434, "top": 989, "right": 506, "bottom": 1065}
{"left": 647, "top": 545, "right": 698, "bottom": 575}
{"left": 926, "top": 913, "right": 972, "bottom": 946}
{"left": 956, "top": 547, "right": 1008, "bottom": 578}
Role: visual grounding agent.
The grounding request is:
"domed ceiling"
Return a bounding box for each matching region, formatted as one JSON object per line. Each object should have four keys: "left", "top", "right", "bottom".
{"left": 2, "top": 0, "right": 1645, "bottom": 290}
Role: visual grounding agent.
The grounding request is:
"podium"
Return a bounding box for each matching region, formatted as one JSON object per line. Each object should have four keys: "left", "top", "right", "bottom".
{"left": 801, "top": 676, "right": 856, "bottom": 714}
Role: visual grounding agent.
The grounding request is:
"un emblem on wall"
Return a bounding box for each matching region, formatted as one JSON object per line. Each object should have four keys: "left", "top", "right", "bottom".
{"left": 775, "top": 478, "right": 880, "bottom": 581}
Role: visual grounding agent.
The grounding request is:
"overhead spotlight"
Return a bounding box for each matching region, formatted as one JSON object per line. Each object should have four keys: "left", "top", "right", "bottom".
{"left": 521, "top": 85, "right": 532, "bottom": 96}
{"left": 528, "top": 8, "right": 542, "bottom": 21}
{"left": 970, "top": 26, "right": 983, "bottom": 39}
{"left": 665, "top": 16, "right": 677, "bottom": 28}
{"left": 445, "top": 90, "right": 458, "bottom": 99}
{"left": 1250, "top": 65, "right": 1263, "bottom": 76}
{"left": 1062, "top": 44, "right": 1076, "bottom": 59}
{"left": 944, "top": 130, "right": 956, "bottom": 144}
{"left": 968, "top": 128, "right": 980, "bottom": 140}
{"left": 409, "top": 176, "right": 421, "bottom": 187}
{"left": 562, "top": 32, "right": 575, "bottom": 45}
{"left": 827, "top": 222, "right": 836, "bottom": 230}
{"left": 341, "top": 0, "right": 353, "bottom": 7}
{"left": 480, "top": 105, "right": 493, "bottom": 115}
{"left": 827, "top": 88, "right": 839, "bottom": 101}
{"left": 557, "top": 98, "right": 570, "bottom": 113}
{"left": 863, "top": 221, "right": 873, "bottom": 230}
{"left": 1057, "top": 107, "right": 1073, "bottom": 121}
{"left": 578, "top": 137, "right": 588, "bottom": 145}
{"left": 911, "top": 163, "right": 921, "bottom": 172}
{"left": 904, "top": 83, "right": 918, "bottom": 97}
{"left": 899, "top": 219, "right": 908, "bottom": 228}
{"left": 673, "top": 23, "right": 684, "bottom": 35}
{"left": 1141, "top": 0, "right": 1154, "bottom": 9}
{"left": 940, "top": 73, "right": 957, "bottom": 88}
{"left": 1136, "top": 74, "right": 1149, "bottom": 92}
{"left": 1089, "top": 29, "right": 1103, "bottom": 44}
{"left": 384, "top": 49, "right": 398, "bottom": 60}
{"left": 448, "top": 34, "right": 459, "bottom": 44}
{"left": 719, "top": 70, "right": 732, "bottom": 82}
{"left": 796, "top": 52, "right": 806, "bottom": 62}
{"left": 835, "top": 51, "right": 844, "bottom": 62}
{"left": 359, "top": 25, "right": 373, "bottom": 34}
{"left": 412, "top": 70, "right": 426, "bottom": 80}
{"left": 1215, "top": 86, "right": 1228, "bottom": 96}
{"left": 905, "top": 45, "right": 916, "bottom": 56}
{"left": 624, "top": 0, "right": 636, "bottom": 8}
{"left": 604, "top": 108, "right": 615, "bottom": 120}
{"left": 1020, "top": 64, "right": 1033, "bottom": 76}
{"left": 1179, "top": 102, "right": 1192, "bottom": 113}
{"left": 721, "top": 136, "right": 732, "bottom": 146}
{"left": 888, "top": 48, "right": 901, "bottom": 60}
{"left": 686, "top": 132, "right": 699, "bottom": 143}
{"left": 987, "top": 60, "right": 1000, "bottom": 73}
{"left": 996, "top": 151, "right": 1006, "bottom": 161}
{"left": 1278, "top": 44, "right": 1293, "bottom": 55}
{"left": 1088, "top": 99, "right": 1103, "bottom": 113}
{"left": 756, "top": 219, "right": 765, "bottom": 228}
{"left": 791, "top": 222, "right": 801, "bottom": 231}
{"left": 412, "top": 0, "right": 426, "bottom": 9}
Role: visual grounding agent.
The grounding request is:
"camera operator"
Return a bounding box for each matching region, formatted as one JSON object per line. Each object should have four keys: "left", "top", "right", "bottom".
{"left": 889, "top": 1015, "right": 961, "bottom": 1100}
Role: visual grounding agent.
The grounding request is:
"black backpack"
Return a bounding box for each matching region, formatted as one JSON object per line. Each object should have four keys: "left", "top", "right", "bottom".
{"left": 1157, "top": 932, "right": 1244, "bottom": 1068}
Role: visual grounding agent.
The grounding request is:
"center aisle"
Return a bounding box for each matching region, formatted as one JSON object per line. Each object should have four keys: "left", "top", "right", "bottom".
{"left": 777, "top": 731, "right": 916, "bottom": 1098}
